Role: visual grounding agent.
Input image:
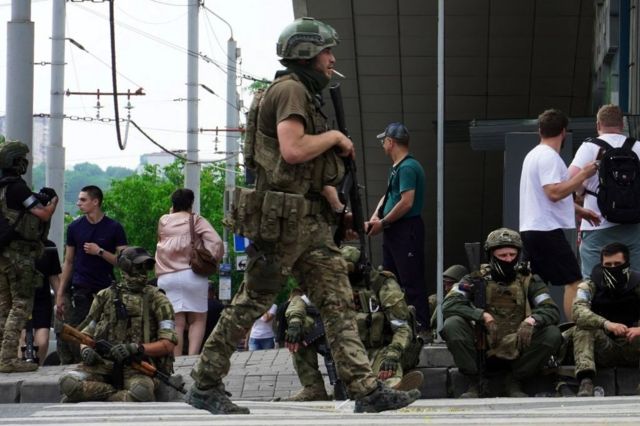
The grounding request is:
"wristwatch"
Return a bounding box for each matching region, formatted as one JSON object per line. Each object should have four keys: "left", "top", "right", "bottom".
{"left": 97, "top": 248, "right": 105, "bottom": 257}
{"left": 381, "top": 218, "right": 391, "bottom": 229}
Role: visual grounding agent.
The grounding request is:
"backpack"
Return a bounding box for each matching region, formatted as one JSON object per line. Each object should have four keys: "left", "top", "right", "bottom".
{"left": 243, "top": 87, "right": 267, "bottom": 173}
{"left": 586, "top": 137, "right": 640, "bottom": 224}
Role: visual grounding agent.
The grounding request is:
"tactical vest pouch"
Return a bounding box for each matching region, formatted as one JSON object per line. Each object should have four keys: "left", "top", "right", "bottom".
{"left": 254, "top": 132, "right": 312, "bottom": 194}
{"left": 260, "top": 191, "right": 284, "bottom": 242}
{"left": 281, "top": 193, "right": 305, "bottom": 244}
{"left": 355, "top": 311, "right": 385, "bottom": 348}
{"left": 226, "top": 187, "right": 263, "bottom": 240}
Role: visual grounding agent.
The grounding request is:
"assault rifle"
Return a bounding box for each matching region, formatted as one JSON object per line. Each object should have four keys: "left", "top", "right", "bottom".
{"left": 21, "top": 318, "right": 39, "bottom": 365}
{"left": 329, "top": 83, "right": 371, "bottom": 285}
{"left": 464, "top": 242, "right": 487, "bottom": 374}
{"left": 60, "top": 323, "right": 186, "bottom": 394}
{"left": 305, "top": 306, "right": 348, "bottom": 401}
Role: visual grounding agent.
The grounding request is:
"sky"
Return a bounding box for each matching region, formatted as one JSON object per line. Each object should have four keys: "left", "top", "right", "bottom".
{"left": 0, "top": 0, "right": 294, "bottom": 171}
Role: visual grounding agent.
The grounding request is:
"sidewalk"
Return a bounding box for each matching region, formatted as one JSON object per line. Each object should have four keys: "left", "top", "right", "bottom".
{"left": 1, "top": 344, "right": 638, "bottom": 403}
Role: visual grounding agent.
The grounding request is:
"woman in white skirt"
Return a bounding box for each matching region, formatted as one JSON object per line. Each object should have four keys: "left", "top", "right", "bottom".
{"left": 155, "top": 188, "right": 223, "bottom": 356}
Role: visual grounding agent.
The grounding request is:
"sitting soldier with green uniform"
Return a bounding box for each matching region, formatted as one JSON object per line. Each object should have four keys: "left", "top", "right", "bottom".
{"left": 282, "top": 246, "right": 424, "bottom": 400}
{"left": 429, "top": 264, "right": 469, "bottom": 328}
{"left": 571, "top": 242, "right": 640, "bottom": 396}
{"left": 441, "top": 228, "right": 562, "bottom": 397}
{"left": 58, "top": 247, "right": 178, "bottom": 402}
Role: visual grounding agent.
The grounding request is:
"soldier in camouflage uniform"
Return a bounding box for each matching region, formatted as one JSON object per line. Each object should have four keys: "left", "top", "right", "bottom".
{"left": 58, "top": 247, "right": 178, "bottom": 402}
{"left": 187, "top": 17, "right": 420, "bottom": 414}
{"left": 283, "top": 246, "right": 424, "bottom": 401}
{"left": 428, "top": 264, "right": 469, "bottom": 328}
{"left": 571, "top": 242, "right": 640, "bottom": 396}
{"left": 441, "top": 228, "right": 562, "bottom": 397}
{"left": 0, "top": 136, "right": 58, "bottom": 373}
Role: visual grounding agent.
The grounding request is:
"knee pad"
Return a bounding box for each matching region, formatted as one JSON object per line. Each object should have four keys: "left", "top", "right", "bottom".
{"left": 59, "top": 374, "right": 83, "bottom": 398}
{"left": 128, "top": 381, "right": 155, "bottom": 402}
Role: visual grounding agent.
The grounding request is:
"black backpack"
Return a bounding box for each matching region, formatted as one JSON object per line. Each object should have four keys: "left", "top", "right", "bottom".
{"left": 586, "top": 137, "right": 640, "bottom": 224}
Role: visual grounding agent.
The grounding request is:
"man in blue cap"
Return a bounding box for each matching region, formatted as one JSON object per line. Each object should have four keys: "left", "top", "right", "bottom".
{"left": 366, "top": 122, "right": 429, "bottom": 339}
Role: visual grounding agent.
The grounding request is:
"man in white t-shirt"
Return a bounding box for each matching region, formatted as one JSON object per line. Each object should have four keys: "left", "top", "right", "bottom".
{"left": 247, "top": 304, "right": 278, "bottom": 350}
{"left": 519, "top": 109, "right": 599, "bottom": 320}
{"left": 569, "top": 104, "right": 640, "bottom": 279}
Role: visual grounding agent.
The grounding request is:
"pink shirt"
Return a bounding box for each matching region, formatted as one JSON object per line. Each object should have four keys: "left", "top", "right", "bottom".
{"left": 155, "top": 212, "right": 223, "bottom": 276}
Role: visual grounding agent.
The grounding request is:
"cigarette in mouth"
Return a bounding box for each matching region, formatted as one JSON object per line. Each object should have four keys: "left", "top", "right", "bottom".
{"left": 332, "top": 69, "right": 346, "bottom": 78}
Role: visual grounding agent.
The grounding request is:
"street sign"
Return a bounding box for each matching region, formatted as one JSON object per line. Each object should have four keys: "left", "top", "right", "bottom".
{"left": 234, "top": 234, "right": 251, "bottom": 253}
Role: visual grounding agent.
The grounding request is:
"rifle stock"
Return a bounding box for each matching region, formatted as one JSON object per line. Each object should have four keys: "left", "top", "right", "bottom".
{"left": 60, "top": 323, "right": 185, "bottom": 394}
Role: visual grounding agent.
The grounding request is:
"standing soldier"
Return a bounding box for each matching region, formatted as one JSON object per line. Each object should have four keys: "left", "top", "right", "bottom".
{"left": 58, "top": 247, "right": 177, "bottom": 402}
{"left": 571, "top": 242, "right": 640, "bottom": 396}
{"left": 0, "top": 137, "right": 58, "bottom": 373}
{"left": 187, "top": 17, "right": 420, "bottom": 414}
{"left": 441, "top": 228, "right": 562, "bottom": 397}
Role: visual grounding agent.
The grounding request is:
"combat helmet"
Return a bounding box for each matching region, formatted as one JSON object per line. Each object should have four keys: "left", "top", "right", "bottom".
{"left": 0, "top": 135, "right": 29, "bottom": 175}
{"left": 117, "top": 246, "right": 155, "bottom": 275}
{"left": 484, "top": 227, "right": 522, "bottom": 253}
{"left": 277, "top": 17, "right": 339, "bottom": 60}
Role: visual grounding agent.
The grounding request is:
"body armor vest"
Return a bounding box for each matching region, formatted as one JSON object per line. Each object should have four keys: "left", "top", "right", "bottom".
{"left": 253, "top": 74, "right": 344, "bottom": 195}
{"left": 93, "top": 285, "right": 170, "bottom": 370}
{"left": 591, "top": 273, "right": 640, "bottom": 327}
{"left": 353, "top": 272, "right": 395, "bottom": 349}
{"left": 485, "top": 275, "right": 528, "bottom": 342}
{"left": 0, "top": 177, "right": 47, "bottom": 249}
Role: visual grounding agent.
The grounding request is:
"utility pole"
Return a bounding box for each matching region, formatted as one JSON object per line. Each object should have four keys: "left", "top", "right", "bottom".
{"left": 48, "top": 0, "right": 66, "bottom": 259}
{"left": 223, "top": 37, "right": 239, "bottom": 266}
{"left": 5, "top": 0, "right": 34, "bottom": 185}
{"left": 185, "top": 0, "right": 201, "bottom": 212}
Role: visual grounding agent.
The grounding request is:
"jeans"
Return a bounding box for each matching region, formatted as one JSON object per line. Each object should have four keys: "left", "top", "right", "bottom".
{"left": 248, "top": 337, "right": 275, "bottom": 351}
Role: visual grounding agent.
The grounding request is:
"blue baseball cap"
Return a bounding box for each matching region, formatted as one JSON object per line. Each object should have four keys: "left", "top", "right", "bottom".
{"left": 376, "top": 122, "right": 410, "bottom": 142}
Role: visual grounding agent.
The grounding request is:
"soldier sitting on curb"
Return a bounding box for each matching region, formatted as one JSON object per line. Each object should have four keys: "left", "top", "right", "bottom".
{"left": 58, "top": 247, "right": 178, "bottom": 402}
{"left": 429, "top": 264, "right": 469, "bottom": 331}
{"left": 569, "top": 242, "right": 640, "bottom": 396}
{"left": 281, "top": 246, "right": 424, "bottom": 401}
{"left": 441, "top": 228, "right": 562, "bottom": 398}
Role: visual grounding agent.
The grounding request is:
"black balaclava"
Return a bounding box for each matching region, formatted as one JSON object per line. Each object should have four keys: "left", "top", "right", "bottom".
{"left": 490, "top": 252, "right": 519, "bottom": 283}
{"left": 276, "top": 60, "right": 330, "bottom": 95}
{"left": 601, "top": 262, "right": 631, "bottom": 292}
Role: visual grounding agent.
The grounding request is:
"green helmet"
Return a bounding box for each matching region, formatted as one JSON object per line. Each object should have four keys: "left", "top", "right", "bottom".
{"left": 117, "top": 246, "right": 155, "bottom": 276}
{"left": 0, "top": 137, "right": 30, "bottom": 174}
{"left": 276, "top": 17, "right": 339, "bottom": 60}
{"left": 484, "top": 228, "right": 522, "bottom": 253}
{"left": 340, "top": 245, "right": 361, "bottom": 267}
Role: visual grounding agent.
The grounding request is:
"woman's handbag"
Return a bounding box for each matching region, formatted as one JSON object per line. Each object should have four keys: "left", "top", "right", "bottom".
{"left": 189, "top": 213, "right": 218, "bottom": 276}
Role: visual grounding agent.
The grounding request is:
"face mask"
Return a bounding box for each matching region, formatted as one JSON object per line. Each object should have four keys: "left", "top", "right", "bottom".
{"left": 490, "top": 256, "right": 519, "bottom": 282}
{"left": 602, "top": 262, "right": 630, "bottom": 291}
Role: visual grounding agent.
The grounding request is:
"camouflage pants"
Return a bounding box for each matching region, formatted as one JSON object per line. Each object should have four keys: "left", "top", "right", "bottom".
{"left": 291, "top": 344, "right": 325, "bottom": 387}
{"left": 191, "top": 215, "right": 377, "bottom": 398}
{"left": 60, "top": 363, "right": 156, "bottom": 402}
{"left": 573, "top": 327, "right": 640, "bottom": 376}
{"left": 441, "top": 315, "right": 562, "bottom": 378}
{"left": 0, "top": 249, "right": 38, "bottom": 363}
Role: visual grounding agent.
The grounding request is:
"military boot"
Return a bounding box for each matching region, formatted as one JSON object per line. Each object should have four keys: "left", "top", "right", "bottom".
{"left": 504, "top": 374, "right": 528, "bottom": 397}
{"left": 577, "top": 378, "right": 594, "bottom": 397}
{"left": 284, "top": 383, "right": 330, "bottom": 401}
{"left": 459, "top": 375, "right": 486, "bottom": 398}
{"left": 393, "top": 370, "right": 424, "bottom": 392}
{"left": 186, "top": 382, "right": 250, "bottom": 415}
{"left": 0, "top": 359, "right": 38, "bottom": 373}
{"left": 354, "top": 380, "right": 421, "bottom": 413}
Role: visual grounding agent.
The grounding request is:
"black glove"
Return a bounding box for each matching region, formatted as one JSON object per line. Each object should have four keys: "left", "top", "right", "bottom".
{"left": 80, "top": 346, "right": 101, "bottom": 366}
{"left": 109, "top": 343, "right": 143, "bottom": 363}
{"left": 516, "top": 321, "right": 534, "bottom": 350}
{"left": 39, "top": 187, "right": 58, "bottom": 200}
{"left": 380, "top": 346, "right": 401, "bottom": 373}
{"left": 285, "top": 321, "right": 303, "bottom": 345}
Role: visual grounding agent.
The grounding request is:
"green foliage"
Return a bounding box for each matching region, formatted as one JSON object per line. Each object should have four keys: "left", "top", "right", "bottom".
{"left": 248, "top": 79, "right": 270, "bottom": 94}
{"left": 31, "top": 162, "right": 135, "bottom": 214}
